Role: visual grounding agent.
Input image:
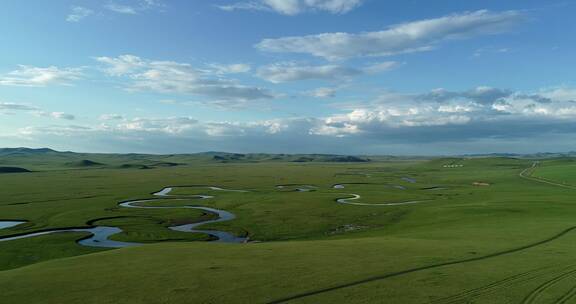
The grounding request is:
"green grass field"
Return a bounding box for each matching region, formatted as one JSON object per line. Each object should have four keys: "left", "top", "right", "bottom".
{"left": 2, "top": 153, "right": 576, "bottom": 303}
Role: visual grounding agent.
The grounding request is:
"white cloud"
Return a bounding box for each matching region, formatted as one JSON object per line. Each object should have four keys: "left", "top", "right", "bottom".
{"left": 0, "top": 102, "right": 38, "bottom": 111}
{"left": 19, "top": 125, "right": 91, "bottom": 137}
{"left": 114, "top": 117, "right": 199, "bottom": 134}
{"left": 96, "top": 54, "right": 145, "bottom": 76}
{"left": 96, "top": 55, "right": 275, "bottom": 105}
{"left": 257, "top": 61, "right": 398, "bottom": 83}
{"left": 218, "top": 2, "right": 267, "bottom": 13}
{"left": 0, "top": 101, "right": 75, "bottom": 120}
{"left": 0, "top": 65, "right": 82, "bottom": 87}
{"left": 307, "top": 87, "right": 338, "bottom": 98}
{"left": 362, "top": 61, "right": 401, "bottom": 74}
{"left": 256, "top": 10, "right": 524, "bottom": 60}
{"left": 99, "top": 114, "right": 125, "bottom": 121}
{"left": 105, "top": 3, "right": 138, "bottom": 14}
{"left": 140, "top": 0, "right": 164, "bottom": 8}
{"left": 104, "top": 0, "right": 165, "bottom": 15}
{"left": 261, "top": 0, "right": 301, "bottom": 15}
{"left": 37, "top": 112, "right": 76, "bottom": 120}
{"left": 67, "top": 1, "right": 164, "bottom": 21}
{"left": 303, "top": 0, "right": 363, "bottom": 14}
{"left": 207, "top": 63, "right": 252, "bottom": 74}
{"left": 539, "top": 87, "right": 576, "bottom": 102}
{"left": 218, "top": 0, "right": 363, "bottom": 15}
{"left": 473, "top": 46, "right": 511, "bottom": 57}
{"left": 312, "top": 87, "right": 576, "bottom": 137}
{"left": 66, "top": 6, "right": 94, "bottom": 22}
{"left": 14, "top": 86, "right": 576, "bottom": 154}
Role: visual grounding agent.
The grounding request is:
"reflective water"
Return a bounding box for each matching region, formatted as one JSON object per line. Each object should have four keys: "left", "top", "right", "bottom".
{"left": 0, "top": 221, "right": 26, "bottom": 230}
{"left": 0, "top": 186, "right": 246, "bottom": 248}
{"left": 122, "top": 187, "right": 246, "bottom": 243}
{"left": 0, "top": 226, "right": 139, "bottom": 248}
{"left": 401, "top": 177, "right": 417, "bottom": 183}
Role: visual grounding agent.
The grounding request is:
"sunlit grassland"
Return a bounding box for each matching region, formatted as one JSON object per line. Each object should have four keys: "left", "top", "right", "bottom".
{"left": 3, "top": 156, "right": 576, "bottom": 303}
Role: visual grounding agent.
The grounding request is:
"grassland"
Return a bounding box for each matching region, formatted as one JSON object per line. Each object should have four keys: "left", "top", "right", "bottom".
{"left": 2, "top": 151, "right": 576, "bottom": 303}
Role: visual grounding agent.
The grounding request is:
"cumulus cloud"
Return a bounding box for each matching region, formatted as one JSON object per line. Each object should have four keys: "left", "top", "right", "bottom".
{"left": 256, "top": 10, "right": 524, "bottom": 60}
{"left": 95, "top": 55, "right": 275, "bottom": 105}
{"left": 218, "top": 0, "right": 363, "bottom": 15}
{"left": 312, "top": 86, "right": 576, "bottom": 138}
{"left": 13, "top": 86, "right": 576, "bottom": 154}
{"left": 7, "top": 121, "right": 364, "bottom": 154}
{"left": 539, "top": 87, "right": 576, "bottom": 102}
{"left": 257, "top": 61, "right": 398, "bottom": 83}
{"left": 66, "top": 6, "right": 94, "bottom": 22}
{"left": 0, "top": 65, "right": 83, "bottom": 87}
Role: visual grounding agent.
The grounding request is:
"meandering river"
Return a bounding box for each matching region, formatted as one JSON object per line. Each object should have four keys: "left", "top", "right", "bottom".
{"left": 0, "top": 181, "right": 432, "bottom": 248}
{"left": 0, "top": 186, "right": 246, "bottom": 248}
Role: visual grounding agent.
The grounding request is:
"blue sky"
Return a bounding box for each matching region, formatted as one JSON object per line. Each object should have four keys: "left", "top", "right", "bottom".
{"left": 1, "top": 0, "right": 575, "bottom": 155}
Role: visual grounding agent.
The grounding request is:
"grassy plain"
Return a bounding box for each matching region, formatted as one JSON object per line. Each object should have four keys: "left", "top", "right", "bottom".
{"left": 2, "top": 153, "right": 576, "bottom": 303}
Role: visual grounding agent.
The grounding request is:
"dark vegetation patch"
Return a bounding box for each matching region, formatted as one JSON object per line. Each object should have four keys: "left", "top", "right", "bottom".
{"left": 118, "top": 164, "right": 151, "bottom": 169}
{"left": 149, "top": 162, "right": 181, "bottom": 167}
{"left": 65, "top": 159, "right": 105, "bottom": 167}
{"left": 0, "top": 167, "right": 31, "bottom": 173}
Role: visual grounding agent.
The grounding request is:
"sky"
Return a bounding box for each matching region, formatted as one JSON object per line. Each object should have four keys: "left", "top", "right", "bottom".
{"left": 0, "top": 0, "right": 575, "bottom": 155}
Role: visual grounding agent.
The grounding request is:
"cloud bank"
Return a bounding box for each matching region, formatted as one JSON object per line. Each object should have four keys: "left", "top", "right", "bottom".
{"left": 0, "top": 65, "right": 83, "bottom": 87}
{"left": 257, "top": 61, "right": 398, "bottom": 83}
{"left": 13, "top": 86, "right": 576, "bottom": 154}
{"left": 256, "top": 10, "right": 524, "bottom": 60}
{"left": 96, "top": 55, "right": 275, "bottom": 106}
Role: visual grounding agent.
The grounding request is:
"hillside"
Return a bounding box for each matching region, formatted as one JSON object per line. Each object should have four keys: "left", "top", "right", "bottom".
{"left": 0, "top": 148, "right": 376, "bottom": 170}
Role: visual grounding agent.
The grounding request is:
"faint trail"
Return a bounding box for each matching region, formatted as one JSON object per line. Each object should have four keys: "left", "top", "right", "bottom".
{"left": 555, "top": 283, "right": 576, "bottom": 304}
{"left": 266, "top": 163, "right": 576, "bottom": 304}
{"left": 521, "top": 268, "right": 576, "bottom": 304}
{"left": 266, "top": 225, "right": 576, "bottom": 303}
{"left": 519, "top": 162, "right": 576, "bottom": 190}
{"left": 431, "top": 266, "right": 553, "bottom": 304}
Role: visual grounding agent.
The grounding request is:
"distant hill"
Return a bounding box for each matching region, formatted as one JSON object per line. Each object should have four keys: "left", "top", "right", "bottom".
{"left": 0, "top": 166, "right": 31, "bottom": 173}
{"left": 206, "top": 152, "right": 371, "bottom": 163}
{"left": 0, "top": 148, "right": 58, "bottom": 156}
{"left": 461, "top": 152, "right": 576, "bottom": 159}
{"left": 292, "top": 155, "right": 369, "bottom": 163}
{"left": 9, "top": 147, "right": 576, "bottom": 172}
